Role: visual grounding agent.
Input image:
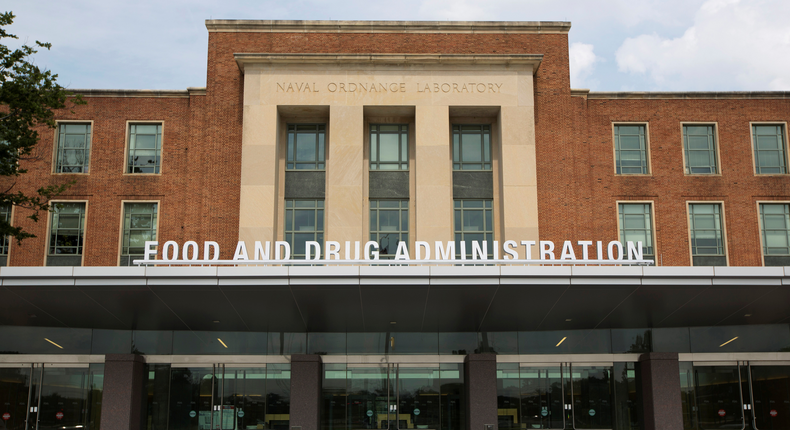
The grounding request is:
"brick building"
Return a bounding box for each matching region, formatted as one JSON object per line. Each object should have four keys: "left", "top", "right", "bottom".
{"left": 0, "top": 20, "right": 789, "bottom": 430}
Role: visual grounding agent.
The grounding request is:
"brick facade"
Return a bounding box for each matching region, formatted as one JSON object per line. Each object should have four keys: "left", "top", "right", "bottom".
{"left": 7, "top": 24, "right": 789, "bottom": 266}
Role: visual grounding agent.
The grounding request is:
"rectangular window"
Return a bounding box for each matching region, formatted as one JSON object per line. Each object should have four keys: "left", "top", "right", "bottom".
{"left": 688, "top": 203, "right": 726, "bottom": 266}
{"left": 55, "top": 123, "right": 91, "bottom": 173}
{"left": 618, "top": 203, "right": 655, "bottom": 260}
{"left": 285, "top": 199, "right": 324, "bottom": 259}
{"left": 48, "top": 202, "right": 86, "bottom": 266}
{"left": 369, "top": 200, "right": 408, "bottom": 258}
{"left": 287, "top": 124, "right": 325, "bottom": 170}
{"left": 683, "top": 124, "right": 718, "bottom": 174}
{"left": 127, "top": 123, "right": 162, "bottom": 174}
{"left": 614, "top": 124, "right": 648, "bottom": 174}
{"left": 120, "top": 202, "right": 158, "bottom": 266}
{"left": 452, "top": 125, "right": 491, "bottom": 171}
{"left": 759, "top": 203, "right": 790, "bottom": 266}
{"left": 0, "top": 204, "right": 10, "bottom": 266}
{"left": 454, "top": 199, "right": 493, "bottom": 259}
{"left": 753, "top": 124, "right": 787, "bottom": 174}
{"left": 370, "top": 124, "right": 408, "bottom": 170}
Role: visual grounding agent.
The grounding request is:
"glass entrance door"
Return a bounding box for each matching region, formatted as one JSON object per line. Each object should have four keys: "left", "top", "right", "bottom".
{"left": 681, "top": 362, "right": 790, "bottom": 430}
{"left": 0, "top": 366, "right": 33, "bottom": 430}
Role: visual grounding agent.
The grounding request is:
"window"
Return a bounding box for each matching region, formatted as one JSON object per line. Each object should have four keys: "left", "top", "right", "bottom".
{"left": 48, "top": 202, "right": 86, "bottom": 266}
{"left": 618, "top": 203, "right": 655, "bottom": 260}
{"left": 55, "top": 123, "right": 91, "bottom": 173}
{"left": 287, "top": 124, "right": 325, "bottom": 170}
{"left": 0, "top": 204, "right": 10, "bottom": 265}
{"left": 452, "top": 125, "right": 491, "bottom": 170}
{"left": 127, "top": 123, "right": 162, "bottom": 174}
{"left": 688, "top": 203, "right": 726, "bottom": 266}
{"left": 284, "top": 200, "right": 324, "bottom": 259}
{"left": 120, "top": 202, "right": 158, "bottom": 266}
{"left": 683, "top": 124, "right": 718, "bottom": 174}
{"left": 759, "top": 203, "right": 790, "bottom": 266}
{"left": 753, "top": 124, "right": 787, "bottom": 174}
{"left": 614, "top": 124, "right": 648, "bottom": 174}
{"left": 370, "top": 124, "right": 408, "bottom": 170}
{"left": 369, "top": 200, "right": 408, "bottom": 258}
{"left": 454, "top": 199, "right": 493, "bottom": 259}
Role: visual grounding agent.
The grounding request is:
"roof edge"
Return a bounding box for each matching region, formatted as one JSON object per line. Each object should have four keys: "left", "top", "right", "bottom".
{"left": 69, "top": 89, "right": 206, "bottom": 98}
{"left": 587, "top": 91, "right": 790, "bottom": 100}
{"left": 234, "top": 53, "right": 543, "bottom": 70}
{"left": 206, "top": 20, "right": 571, "bottom": 34}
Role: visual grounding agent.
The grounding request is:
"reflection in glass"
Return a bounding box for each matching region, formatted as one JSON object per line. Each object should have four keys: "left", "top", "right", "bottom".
{"left": 520, "top": 366, "right": 564, "bottom": 429}
{"left": 440, "top": 364, "right": 465, "bottom": 430}
{"left": 168, "top": 367, "right": 216, "bottom": 430}
{"left": 569, "top": 365, "right": 614, "bottom": 429}
{"left": 613, "top": 362, "right": 640, "bottom": 430}
{"left": 0, "top": 366, "right": 32, "bottom": 430}
{"left": 497, "top": 363, "right": 520, "bottom": 430}
{"left": 35, "top": 365, "right": 103, "bottom": 430}
{"left": 143, "top": 364, "right": 171, "bottom": 430}
{"left": 398, "top": 366, "right": 440, "bottom": 429}
{"left": 346, "top": 366, "right": 390, "bottom": 430}
{"left": 691, "top": 366, "right": 744, "bottom": 430}
{"left": 750, "top": 365, "right": 790, "bottom": 430}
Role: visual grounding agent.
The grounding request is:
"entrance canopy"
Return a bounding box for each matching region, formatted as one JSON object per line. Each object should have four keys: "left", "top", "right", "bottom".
{"left": 1, "top": 266, "right": 788, "bottom": 333}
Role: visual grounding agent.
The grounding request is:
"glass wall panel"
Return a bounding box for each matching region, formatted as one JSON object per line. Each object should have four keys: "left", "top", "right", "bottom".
{"left": 689, "top": 324, "right": 790, "bottom": 353}
{"left": 91, "top": 329, "right": 132, "bottom": 354}
{"left": 479, "top": 332, "right": 518, "bottom": 354}
{"left": 221, "top": 368, "right": 267, "bottom": 430}
{"left": 134, "top": 331, "right": 174, "bottom": 355}
{"left": 653, "top": 328, "right": 691, "bottom": 353}
{"left": 520, "top": 366, "right": 564, "bottom": 429}
{"left": 35, "top": 365, "right": 103, "bottom": 430}
{"left": 496, "top": 363, "right": 521, "bottom": 430}
{"left": 691, "top": 366, "right": 744, "bottom": 430}
{"left": 347, "top": 333, "right": 387, "bottom": 355}
{"left": 168, "top": 367, "right": 216, "bottom": 430}
{"left": 0, "top": 366, "right": 32, "bottom": 430}
{"left": 322, "top": 364, "right": 348, "bottom": 430}
{"left": 389, "top": 333, "right": 439, "bottom": 355}
{"left": 439, "top": 333, "right": 478, "bottom": 355}
{"left": 440, "top": 364, "right": 464, "bottom": 430}
{"left": 750, "top": 365, "right": 790, "bottom": 430}
{"left": 519, "top": 330, "right": 612, "bottom": 354}
{"left": 172, "top": 331, "right": 268, "bottom": 355}
{"left": 309, "top": 333, "right": 347, "bottom": 355}
{"left": 143, "top": 364, "right": 171, "bottom": 430}
{"left": 613, "top": 362, "right": 640, "bottom": 430}
{"left": 268, "top": 332, "right": 307, "bottom": 355}
{"left": 397, "top": 366, "right": 440, "bottom": 430}
{"left": 569, "top": 365, "right": 614, "bottom": 429}
{"left": 611, "top": 329, "right": 651, "bottom": 353}
{"left": 266, "top": 364, "right": 291, "bottom": 430}
{"left": 679, "top": 362, "right": 697, "bottom": 430}
{"left": 346, "top": 365, "right": 390, "bottom": 430}
{"left": 0, "top": 326, "right": 92, "bottom": 354}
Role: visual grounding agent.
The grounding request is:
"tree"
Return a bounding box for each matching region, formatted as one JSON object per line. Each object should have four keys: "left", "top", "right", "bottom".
{"left": 0, "top": 11, "right": 82, "bottom": 242}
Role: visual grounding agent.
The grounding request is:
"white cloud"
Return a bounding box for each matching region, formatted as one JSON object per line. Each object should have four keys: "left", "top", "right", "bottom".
{"left": 569, "top": 42, "right": 599, "bottom": 88}
{"left": 615, "top": 0, "right": 790, "bottom": 90}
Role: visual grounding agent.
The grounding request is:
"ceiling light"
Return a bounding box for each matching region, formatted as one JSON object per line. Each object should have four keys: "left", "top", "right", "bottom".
{"left": 217, "top": 338, "right": 228, "bottom": 348}
{"left": 44, "top": 338, "right": 63, "bottom": 349}
{"left": 744, "top": 314, "right": 752, "bottom": 317}
{"left": 555, "top": 337, "right": 567, "bottom": 347}
{"left": 719, "top": 337, "right": 738, "bottom": 347}
{"left": 565, "top": 319, "right": 572, "bottom": 322}
{"left": 213, "top": 320, "right": 220, "bottom": 324}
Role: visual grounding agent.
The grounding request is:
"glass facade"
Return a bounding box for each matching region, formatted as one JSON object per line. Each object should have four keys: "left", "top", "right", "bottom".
{"left": 452, "top": 125, "right": 491, "bottom": 170}
{"left": 370, "top": 200, "right": 409, "bottom": 259}
{"left": 287, "top": 124, "right": 326, "bottom": 170}
{"left": 127, "top": 123, "right": 163, "bottom": 173}
{"left": 370, "top": 124, "right": 408, "bottom": 170}
{"left": 614, "top": 125, "right": 648, "bottom": 174}
{"left": 683, "top": 124, "right": 718, "bottom": 174}
{"left": 55, "top": 123, "right": 91, "bottom": 173}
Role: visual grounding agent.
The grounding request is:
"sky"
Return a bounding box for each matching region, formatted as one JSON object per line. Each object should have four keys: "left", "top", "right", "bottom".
{"left": 4, "top": 0, "right": 790, "bottom": 92}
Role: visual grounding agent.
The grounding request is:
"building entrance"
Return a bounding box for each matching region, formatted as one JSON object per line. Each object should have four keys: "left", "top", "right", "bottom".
{"left": 0, "top": 364, "right": 103, "bottom": 430}
{"left": 322, "top": 362, "right": 464, "bottom": 430}
{"left": 681, "top": 362, "right": 790, "bottom": 430}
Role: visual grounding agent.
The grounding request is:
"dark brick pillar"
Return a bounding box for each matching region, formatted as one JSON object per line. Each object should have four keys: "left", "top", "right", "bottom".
{"left": 464, "top": 354, "right": 498, "bottom": 430}
{"left": 639, "top": 352, "right": 683, "bottom": 430}
{"left": 100, "top": 354, "right": 146, "bottom": 430}
{"left": 290, "top": 355, "right": 322, "bottom": 430}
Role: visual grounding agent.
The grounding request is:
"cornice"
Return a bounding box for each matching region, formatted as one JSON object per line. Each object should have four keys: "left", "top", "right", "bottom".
{"left": 70, "top": 89, "right": 192, "bottom": 98}
{"left": 206, "top": 20, "right": 571, "bottom": 34}
{"left": 234, "top": 53, "right": 543, "bottom": 71}
{"left": 586, "top": 91, "right": 790, "bottom": 100}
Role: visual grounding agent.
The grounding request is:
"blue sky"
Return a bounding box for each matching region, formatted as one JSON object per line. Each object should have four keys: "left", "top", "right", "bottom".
{"left": 5, "top": 0, "right": 790, "bottom": 91}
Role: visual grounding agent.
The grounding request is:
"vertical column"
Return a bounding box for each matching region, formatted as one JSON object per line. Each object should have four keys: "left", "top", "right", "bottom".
{"left": 290, "top": 355, "right": 323, "bottom": 430}
{"left": 326, "top": 105, "right": 365, "bottom": 243}
{"left": 464, "top": 354, "right": 498, "bottom": 430}
{"left": 499, "top": 101, "right": 539, "bottom": 245}
{"left": 239, "top": 96, "right": 279, "bottom": 246}
{"left": 415, "top": 105, "right": 453, "bottom": 244}
{"left": 100, "top": 354, "right": 146, "bottom": 430}
{"left": 639, "top": 352, "right": 683, "bottom": 430}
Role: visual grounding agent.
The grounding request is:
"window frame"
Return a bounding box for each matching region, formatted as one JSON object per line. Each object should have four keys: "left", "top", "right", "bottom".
{"left": 750, "top": 122, "right": 789, "bottom": 175}
{"left": 284, "top": 199, "right": 324, "bottom": 259}
{"left": 45, "top": 200, "right": 89, "bottom": 266}
{"left": 616, "top": 200, "right": 657, "bottom": 263}
{"left": 124, "top": 120, "right": 164, "bottom": 175}
{"left": 52, "top": 120, "right": 93, "bottom": 175}
{"left": 0, "top": 204, "right": 13, "bottom": 264}
{"left": 369, "top": 124, "right": 409, "bottom": 171}
{"left": 612, "top": 122, "right": 651, "bottom": 175}
{"left": 369, "top": 199, "right": 409, "bottom": 259}
{"left": 452, "top": 124, "right": 492, "bottom": 171}
{"left": 686, "top": 201, "right": 729, "bottom": 266}
{"left": 756, "top": 200, "right": 790, "bottom": 266}
{"left": 453, "top": 199, "right": 494, "bottom": 259}
{"left": 286, "top": 123, "right": 326, "bottom": 171}
{"left": 681, "top": 122, "right": 721, "bottom": 175}
{"left": 117, "top": 200, "right": 160, "bottom": 266}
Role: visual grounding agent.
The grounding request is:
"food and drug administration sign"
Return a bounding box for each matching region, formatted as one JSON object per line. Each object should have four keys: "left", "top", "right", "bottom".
{"left": 135, "top": 239, "right": 653, "bottom": 266}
